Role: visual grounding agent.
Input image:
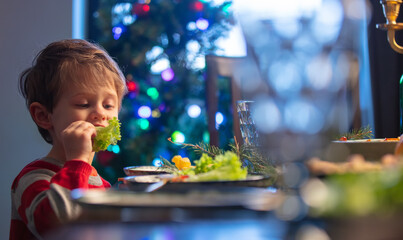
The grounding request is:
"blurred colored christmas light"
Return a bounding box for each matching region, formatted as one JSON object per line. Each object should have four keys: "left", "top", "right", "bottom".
{"left": 112, "top": 3, "right": 131, "bottom": 14}
{"left": 150, "top": 58, "right": 170, "bottom": 74}
{"left": 123, "top": 15, "right": 136, "bottom": 25}
{"left": 152, "top": 158, "right": 163, "bottom": 167}
{"left": 161, "top": 68, "right": 175, "bottom": 81}
{"left": 142, "top": 4, "right": 150, "bottom": 12}
{"left": 172, "top": 33, "right": 181, "bottom": 44}
{"left": 112, "top": 26, "right": 122, "bottom": 34}
{"left": 133, "top": 3, "right": 150, "bottom": 15}
{"left": 106, "top": 144, "right": 120, "bottom": 154}
{"left": 196, "top": 18, "right": 209, "bottom": 30}
{"left": 137, "top": 119, "right": 150, "bottom": 130}
{"left": 192, "top": 1, "right": 204, "bottom": 11}
{"left": 160, "top": 34, "right": 169, "bottom": 46}
{"left": 215, "top": 112, "right": 224, "bottom": 130}
{"left": 147, "top": 87, "right": 159, "bottom": 100}
{"left": 203, "top": 131, "right": 210, "bottom": 143}
{"left": 171, "top": 131, "right": 185, "bottom": 143}
{"left": 138, "top": 106, "right": 152, "bottom": 118}
{"left": 112, "top": 26, "right": 124, "bottom": 39}
{"left": 152, "top": 109, "right": 161, "bottom": 118}
{"left": 187, "top": 104, "right": 201, "bottom": 118}
{"left": 185, "top": 40, "right": 206, "bottom": 70}
{"left": 112, "top": 3, "right": 135, "bottom": 26}
{"left": 215, "top": 112, "right": 224, "bottom": 125}
{"left": 187, "top": 22, "right": 197, "bottom": 31}
{"left": 112, "top": 145, "right": 120, "bottom": 154}
{"left": 146, "top": 46, "right": 164, "bottom": 62}
{"left": 127, "top": 81, "right": 137, "bottom": 92}
{"left": 186, "top": 40, "right": 200, "bottom": 52}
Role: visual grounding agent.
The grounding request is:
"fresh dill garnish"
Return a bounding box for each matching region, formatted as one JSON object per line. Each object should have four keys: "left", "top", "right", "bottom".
{"left": 167, "top": 137, "right": 224, "bottom": 157}
{"left": 336, "top": 125, "right": 373, "bottom": 140}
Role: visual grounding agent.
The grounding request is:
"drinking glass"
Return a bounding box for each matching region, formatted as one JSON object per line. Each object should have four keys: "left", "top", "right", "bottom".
{"left": 236, "top": 100, "right": 259, "bottom": 147}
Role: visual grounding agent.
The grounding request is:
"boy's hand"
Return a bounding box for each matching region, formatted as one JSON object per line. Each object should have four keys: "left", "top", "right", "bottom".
{"left": 61, "top": 121, "right": 96, "bottom": 164}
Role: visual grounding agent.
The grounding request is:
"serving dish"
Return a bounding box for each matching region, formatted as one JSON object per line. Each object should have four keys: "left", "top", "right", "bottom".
{"left": 123, "top": 166, "right": 173, "bottom": 176}
{"left": 71, "top": 187, "right": 282, "bottom": 211}
{"left": 326, "top": 138, "right": 398, "bottom": 162}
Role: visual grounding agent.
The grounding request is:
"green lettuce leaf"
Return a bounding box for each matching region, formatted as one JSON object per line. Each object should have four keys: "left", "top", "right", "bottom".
{"left": 181, "top": 151, "right": 248, "bottom": 182}
{"left": 93, "top": 117, "right": 121, "bottom": 152}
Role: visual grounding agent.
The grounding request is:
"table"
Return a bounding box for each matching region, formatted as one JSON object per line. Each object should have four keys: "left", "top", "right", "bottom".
{"left": 44, "top": 209, "right": 287, "bottom": 240}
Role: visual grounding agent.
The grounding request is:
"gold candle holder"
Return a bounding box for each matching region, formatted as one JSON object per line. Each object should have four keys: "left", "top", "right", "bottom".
{"left": 376, "top": 0, "right": 403, "bottom": 54}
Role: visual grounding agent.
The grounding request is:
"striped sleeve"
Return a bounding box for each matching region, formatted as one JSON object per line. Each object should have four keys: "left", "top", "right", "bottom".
{"left": 10, "top": 159, "right": 109, "bottom": 239}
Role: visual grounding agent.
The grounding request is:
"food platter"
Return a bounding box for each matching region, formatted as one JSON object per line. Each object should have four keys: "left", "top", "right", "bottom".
{"left": 326, "top": 138, "right": 398, "bottom": 162}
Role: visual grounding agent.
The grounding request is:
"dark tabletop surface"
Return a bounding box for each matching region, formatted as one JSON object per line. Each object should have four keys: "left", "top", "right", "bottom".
{"left": 44, "top": 209, "right": 287, "bottom": 240}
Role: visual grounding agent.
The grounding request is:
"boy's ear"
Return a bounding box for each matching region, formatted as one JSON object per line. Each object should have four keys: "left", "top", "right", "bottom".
{"left": 29, "top": 102, "right": 52, "bottom": 130}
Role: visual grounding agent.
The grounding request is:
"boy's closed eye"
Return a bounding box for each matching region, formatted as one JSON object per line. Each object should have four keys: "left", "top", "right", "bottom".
{"left": 103, "top": 103, "right": 115, "bottom": 109}
{"left": 76, "top": 103, "right": 90, "bottom": 108}
{"left": 75, "top": 103, "right": 115, "bottom": 110}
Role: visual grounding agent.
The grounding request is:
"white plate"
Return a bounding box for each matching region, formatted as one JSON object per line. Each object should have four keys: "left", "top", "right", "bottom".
{"left": 123, "top": 166, "right": 172, "bottom": 176}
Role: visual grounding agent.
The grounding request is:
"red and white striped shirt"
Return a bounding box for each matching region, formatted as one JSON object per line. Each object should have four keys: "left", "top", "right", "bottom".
{"left": 10, "top": 157, "right": 111, "bottom": 240}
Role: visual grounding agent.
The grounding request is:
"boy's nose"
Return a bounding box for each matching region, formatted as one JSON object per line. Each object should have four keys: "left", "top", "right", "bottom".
{"left": 94, "top": 114, "right": 106, "bottom": 120}
{"left": 92, "top": 106, "right": 106, "bottom": 120}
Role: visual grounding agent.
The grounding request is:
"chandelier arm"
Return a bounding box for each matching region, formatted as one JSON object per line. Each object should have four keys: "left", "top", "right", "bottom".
{"left": 387, "top": 29, "right": 403, "bottom": 54}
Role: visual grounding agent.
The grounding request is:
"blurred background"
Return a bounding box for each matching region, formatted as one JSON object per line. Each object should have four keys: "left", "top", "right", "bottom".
{"left": 0, "top": 0, "right": 402, "bottom": 238}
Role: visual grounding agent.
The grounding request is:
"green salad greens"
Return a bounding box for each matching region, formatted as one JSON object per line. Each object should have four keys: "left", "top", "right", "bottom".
{"left": 178, "top": 151, "right": 248, "bottom": 182}
{"left": 93, "top": 117, "right": 121, "bottom": 152}
{"left": 309, "top": 167, "right": 403, "bottom": 217}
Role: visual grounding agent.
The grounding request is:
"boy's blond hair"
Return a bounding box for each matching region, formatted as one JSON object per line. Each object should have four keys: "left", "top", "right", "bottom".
{"left": 19, "top": 39, "right": 127, "bottom": 144}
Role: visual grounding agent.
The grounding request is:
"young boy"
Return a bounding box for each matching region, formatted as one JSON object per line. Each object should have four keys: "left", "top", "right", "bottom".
{"left": 10, "top": 39, "right": 127, "bottom": 239}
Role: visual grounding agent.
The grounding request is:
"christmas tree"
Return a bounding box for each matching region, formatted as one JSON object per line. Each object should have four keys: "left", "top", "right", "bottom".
{"left": 88, "top": 0, "right": 235, "bottom": 183}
